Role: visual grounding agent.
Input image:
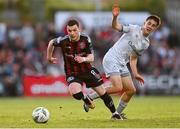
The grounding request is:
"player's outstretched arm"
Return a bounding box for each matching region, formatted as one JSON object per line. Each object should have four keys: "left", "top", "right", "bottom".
{"left": 130, "top": 54, "right": 144, "bottom": 85}
{"left": 112, "top": 5, "right": 123, "bottom": 31}
{"left": 47, "top": 40, "right": 58, "bottom": 64}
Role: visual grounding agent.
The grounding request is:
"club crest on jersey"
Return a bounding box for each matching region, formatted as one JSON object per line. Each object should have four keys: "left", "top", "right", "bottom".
{"left": 67, "top": 76, "right": 75, "bottom": 82}
{"left": 79, "top": 42, "right": 86, "bottom": 49}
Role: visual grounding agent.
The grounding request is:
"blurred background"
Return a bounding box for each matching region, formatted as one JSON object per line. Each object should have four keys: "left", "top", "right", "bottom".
{"left": 0, "top": 0, "right": 179, "bottom": 97}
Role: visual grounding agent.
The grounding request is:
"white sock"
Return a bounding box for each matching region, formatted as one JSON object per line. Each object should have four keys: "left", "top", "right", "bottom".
{"left": 117, "top": 100, "right": 127, "bottom": 114}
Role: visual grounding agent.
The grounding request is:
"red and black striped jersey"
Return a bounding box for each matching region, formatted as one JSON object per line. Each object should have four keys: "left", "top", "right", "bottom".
{"left": 52, "top": 33, "right": 94, "bottom": 76}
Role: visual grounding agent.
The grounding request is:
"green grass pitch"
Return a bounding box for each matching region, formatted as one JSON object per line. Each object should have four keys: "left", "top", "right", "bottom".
{"left": 0, "top": 96, "right": 180, "bottom": 128}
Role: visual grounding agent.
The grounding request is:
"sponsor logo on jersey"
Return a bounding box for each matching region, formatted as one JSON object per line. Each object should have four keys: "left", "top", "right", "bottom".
{"left": 79, "top": 42, "right": 86, "bottom": 49}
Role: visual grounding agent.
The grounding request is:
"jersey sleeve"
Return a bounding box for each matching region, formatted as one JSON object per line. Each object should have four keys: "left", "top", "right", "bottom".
{"left": 52, "top": 37, "right": 62, "bottom": 47}
{"left": 139, "top": 43, "right": 150, "bottom": 56}
{"left": 86, "top": 36, "right": 94, "bottom": 54}
{"left": 136, "top": 49, "right": 146, "bottom": 56}
{"left": 121, "top": 24, "right": 135, "bottom": 33}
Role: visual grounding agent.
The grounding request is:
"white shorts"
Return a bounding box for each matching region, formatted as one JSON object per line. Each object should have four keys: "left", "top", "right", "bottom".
{"left": 102, "top": 55, "right": 130, "bottom": 78}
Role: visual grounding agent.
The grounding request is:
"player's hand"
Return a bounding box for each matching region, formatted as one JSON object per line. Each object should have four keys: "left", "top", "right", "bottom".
{"left": 134, "top": 74, "right": 145, "bottom": 86}
{"left": 74, "top": 55, "right": 86, "bottom": 63}
{"left": 47, "top": 57, "right": 58, "bottom": 64}
{"left": 112, "top": 4, "right": 120, "bottom": 17}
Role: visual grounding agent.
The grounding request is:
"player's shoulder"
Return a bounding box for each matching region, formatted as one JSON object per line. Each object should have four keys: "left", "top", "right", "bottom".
{"left": 80, "top": 33, "right": 90, "bottom": 39}
{"left": 122, "top": 24, "right": 140, "bottom": 33}
{"left": 128, "top": 24, "right": 141, "bottom": 29}
{"left": 80, "top": 33, "right": 91, "bottom": 42}
{"left": 56, "top": 35, "right": 69, "bottom": 43}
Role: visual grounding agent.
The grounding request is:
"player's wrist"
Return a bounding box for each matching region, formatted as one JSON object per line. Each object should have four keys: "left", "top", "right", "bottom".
{"left": 82, "top": 57, "right": 86, "bottom": 62}
{"left": 47, "top": 57, "right": 52, "bottom": 62}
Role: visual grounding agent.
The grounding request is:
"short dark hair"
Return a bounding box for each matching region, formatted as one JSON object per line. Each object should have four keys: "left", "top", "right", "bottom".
{"left": 67, "top": 19, "right": 79, "bottom": 27}
{"left": 146, "top": 15, "right": 161, "bottom": 27}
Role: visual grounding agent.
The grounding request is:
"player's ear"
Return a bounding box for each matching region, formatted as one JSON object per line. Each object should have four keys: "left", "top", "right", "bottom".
{"left": 79, "top": 26, "right": 82, "bottom": 32}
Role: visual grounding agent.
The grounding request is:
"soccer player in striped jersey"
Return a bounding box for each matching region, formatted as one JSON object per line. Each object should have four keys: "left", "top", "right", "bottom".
{"left": 47, "top": 19, "right": 121, "bottom": 120}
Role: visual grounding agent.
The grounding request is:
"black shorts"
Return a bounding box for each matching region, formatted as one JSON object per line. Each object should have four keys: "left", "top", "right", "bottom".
{"left": 66, "top": 67, "right": 104, "bottom": 88}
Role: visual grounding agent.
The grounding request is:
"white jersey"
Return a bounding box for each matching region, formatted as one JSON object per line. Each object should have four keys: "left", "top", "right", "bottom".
{"left": 105, "top": 24, "right": 150, "bottom": 65}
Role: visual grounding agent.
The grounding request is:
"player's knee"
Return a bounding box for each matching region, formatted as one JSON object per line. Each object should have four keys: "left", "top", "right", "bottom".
{"left": 127, "top": 88, "right": 136, "bottom": 96}
{"left": 72, "top": 92, "right": 84, "bottom": 100}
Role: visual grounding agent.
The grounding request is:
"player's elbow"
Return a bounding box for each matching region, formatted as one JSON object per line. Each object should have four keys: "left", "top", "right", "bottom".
{"left": 49, "top": 40, "right": 54, "bottom": 46}
{"left": 112, "top": 24, "right": 116, "bottom": 30}
{"left": 112, "top": 24, "right": 121, "bottom": 32}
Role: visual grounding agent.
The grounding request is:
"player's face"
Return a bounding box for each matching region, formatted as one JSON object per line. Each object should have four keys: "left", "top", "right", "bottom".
{"left": 67, "top": 25, "right": 80, "bottom": 41}
{"left": 143, "top": 19, "right": 158, "bottom": 36}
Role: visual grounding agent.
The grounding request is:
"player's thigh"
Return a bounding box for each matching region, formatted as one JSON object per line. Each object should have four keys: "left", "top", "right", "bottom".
{"left": 68, "top": 82, "right": 82, "bottom": 95}
{"left": 103, "top": 57, "right": 120, "bottom": 78}
{"left": 121, "top": 75, "right": 136, "bottom": 92}
{"left": 92, "top": 84, "right": 106, "bottom": 96}
{"left": 109, "top": 74, "right": 123, "bottom": 88}
{"left": 67, "top": 75, "right": 83, "bottom": 95}
{"left": 84, "top": 67, "right": 104, "bottom": 88}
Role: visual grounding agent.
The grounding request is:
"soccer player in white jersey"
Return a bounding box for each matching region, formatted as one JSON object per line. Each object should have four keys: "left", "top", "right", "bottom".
{"left": 84, "top": 5, "right": 161, "bottom": 119}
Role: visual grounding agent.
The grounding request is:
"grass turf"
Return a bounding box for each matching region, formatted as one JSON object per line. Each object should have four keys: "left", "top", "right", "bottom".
{"left": 0, "top": 96, "right": 180, "bottom": 128}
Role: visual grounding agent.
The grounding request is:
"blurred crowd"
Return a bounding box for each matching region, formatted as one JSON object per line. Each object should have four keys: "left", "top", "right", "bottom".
{"left": 0, "top": 20, "right": 179, "bottom": 96}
